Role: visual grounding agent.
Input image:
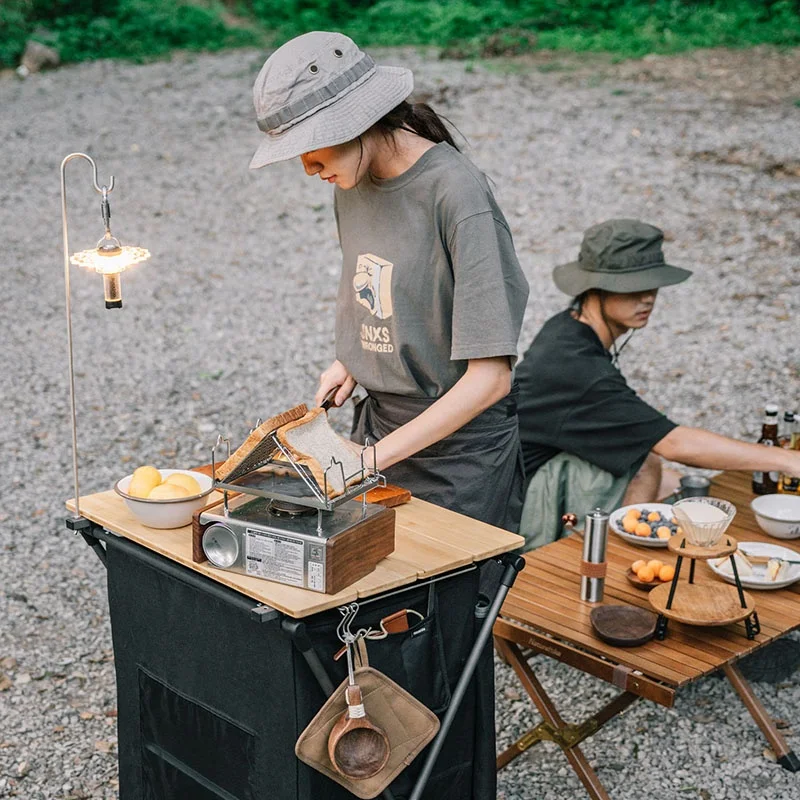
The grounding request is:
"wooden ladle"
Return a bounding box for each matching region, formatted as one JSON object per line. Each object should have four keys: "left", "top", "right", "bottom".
{"left": 328, "top": 682, "right": 390, "bottom": 779}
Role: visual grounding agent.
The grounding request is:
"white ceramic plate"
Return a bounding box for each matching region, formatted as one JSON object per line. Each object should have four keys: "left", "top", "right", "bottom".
{"left": 609, "top": 503, "right": 677, "bottom": 548}
{"left": 708, "top": 541, "right": 800, "bottom": 590}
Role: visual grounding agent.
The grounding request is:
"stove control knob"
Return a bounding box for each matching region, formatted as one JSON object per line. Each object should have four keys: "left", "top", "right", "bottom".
{"left": 203, "top": 523, "right": 239, "bottom": 569}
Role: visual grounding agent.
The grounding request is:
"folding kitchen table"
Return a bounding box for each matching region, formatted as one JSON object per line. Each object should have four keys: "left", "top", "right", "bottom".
{"left": 67, "top": 489, "right": 524, "bottom": 800}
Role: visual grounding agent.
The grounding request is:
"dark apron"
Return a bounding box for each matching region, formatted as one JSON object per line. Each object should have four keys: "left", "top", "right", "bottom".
{"left": 351, "top": 384, "right": 524, "bottom": 533}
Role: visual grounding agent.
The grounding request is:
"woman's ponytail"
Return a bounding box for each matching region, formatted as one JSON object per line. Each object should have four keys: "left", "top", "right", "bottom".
{"left": 373, "top": 100, "right": 461, "bottom": 151}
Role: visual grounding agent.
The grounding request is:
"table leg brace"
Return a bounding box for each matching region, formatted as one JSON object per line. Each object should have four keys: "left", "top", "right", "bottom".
{"left": 495, "top": 637, "right": 617, "bottom": 800}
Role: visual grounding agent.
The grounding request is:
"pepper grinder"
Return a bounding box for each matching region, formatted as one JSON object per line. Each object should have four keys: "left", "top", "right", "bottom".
{"left": 563, "top": 508, "right": 610, "bottom": 603}
{"left": 581, "top": 508, "right": 609, "bottom": 602}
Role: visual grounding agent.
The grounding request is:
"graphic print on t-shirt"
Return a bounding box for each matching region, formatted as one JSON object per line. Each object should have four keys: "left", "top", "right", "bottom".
{"left": 354, "top": 253, "right": 395, "bottom": 354}
{"left": 354, "top": 253, "right": 393, "bottom": 319}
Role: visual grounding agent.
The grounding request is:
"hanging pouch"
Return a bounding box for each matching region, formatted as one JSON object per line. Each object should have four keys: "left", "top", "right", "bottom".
{"left": 366, "top": 584, "right": 451, "bottom": 715}
{"left": 295, "top": 666, "right": 439, "bottom": 800}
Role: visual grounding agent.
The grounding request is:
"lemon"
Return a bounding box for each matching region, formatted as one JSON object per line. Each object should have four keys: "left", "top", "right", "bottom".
{"left": 129, "top": 465, "right": 162, "bottom": 498}
{"left": 164, "top": 472, "right": 202, "bottom": 496}
{"left": 148, "top": 483, "right": 192, "bottom": 500}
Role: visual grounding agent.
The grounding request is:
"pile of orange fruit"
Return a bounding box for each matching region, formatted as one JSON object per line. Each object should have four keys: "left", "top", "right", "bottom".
{"left": 631, "top": 558, "right": 675, "bottom": 583}
{"left": 621, "top": 507, "right": 681, "bottom": 539}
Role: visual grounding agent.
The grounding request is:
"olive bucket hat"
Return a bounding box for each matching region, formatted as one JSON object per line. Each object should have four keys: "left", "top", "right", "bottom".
{"left": 553, "top": 219, "right": 692, "bottom": 295}
{"left": 250, "top": 31, "right": 414, "bottom": 169}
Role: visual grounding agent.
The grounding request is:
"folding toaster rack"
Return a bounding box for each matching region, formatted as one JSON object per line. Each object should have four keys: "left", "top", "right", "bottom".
{"left": 210, "top": 419, "right": 386, "bottom": 532}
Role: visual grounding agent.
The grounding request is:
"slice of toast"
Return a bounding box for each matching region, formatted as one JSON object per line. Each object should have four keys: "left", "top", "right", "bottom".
{"left": 276, "top": 408, "right": 365, "bottom": 498}
{"left": 215, "top": 404, "right": 308, "bottom": 482}
{"left": 356, "top": 484, "right": 412, "bottom": 508}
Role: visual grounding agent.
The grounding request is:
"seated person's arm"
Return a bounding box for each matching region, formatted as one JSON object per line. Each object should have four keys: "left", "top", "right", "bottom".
{"left": 653, "top": 426, "right": 800, "bottom": 476}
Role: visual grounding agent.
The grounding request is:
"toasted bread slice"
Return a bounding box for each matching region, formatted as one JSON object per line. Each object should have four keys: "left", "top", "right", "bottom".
{"left": 215, "top": 404, "right": 308, "bottom": 482}
{"left": 356, "top": 484, "right": 412, "bottom": 508}
{"left": 276, "top": 408, "right": 365, "bottom": 498}
{"left": 713, "top": 551, "right": 754, "bottom": 577}
{"left": 767, "top": 558, "right": 790, "bottom": 582}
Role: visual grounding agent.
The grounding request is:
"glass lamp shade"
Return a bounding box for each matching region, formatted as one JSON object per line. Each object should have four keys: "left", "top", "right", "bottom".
{"left": 70, "top": 242, "right": 150, "bottom": 275}
{"left": 70, "top": 235, "right": 150, "bottom": 308}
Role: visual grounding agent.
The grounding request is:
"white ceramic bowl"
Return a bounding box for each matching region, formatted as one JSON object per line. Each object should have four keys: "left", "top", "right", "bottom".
{"left": 114, "top": 469, "right": 214, "bottom": 529}
{"left": 750, "top": 494, "right": 800, "bottom": 539}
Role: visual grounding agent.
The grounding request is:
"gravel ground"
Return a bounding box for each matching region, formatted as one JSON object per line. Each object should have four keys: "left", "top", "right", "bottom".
{"left": 1, "top": 44, "right": 799, "bottom": 799}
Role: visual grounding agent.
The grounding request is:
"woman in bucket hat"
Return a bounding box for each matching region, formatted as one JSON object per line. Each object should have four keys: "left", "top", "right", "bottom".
{"left": 250, "top": 32, "right": 529, "bottom": 533}
{"left": 514, "top": 218, "right": 800, "bottom": 551}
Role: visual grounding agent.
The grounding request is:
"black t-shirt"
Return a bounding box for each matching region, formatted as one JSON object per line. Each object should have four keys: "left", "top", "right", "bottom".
{"left": 516, "top": 310, "right": 677, "bottom": 478}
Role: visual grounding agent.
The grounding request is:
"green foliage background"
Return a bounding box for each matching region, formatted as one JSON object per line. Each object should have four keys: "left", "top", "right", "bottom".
{"left": 0, "top": 0, "right": 257, "bottom": 67}
{"left": 2, "top": 1, "right": 800, "bottom": 68}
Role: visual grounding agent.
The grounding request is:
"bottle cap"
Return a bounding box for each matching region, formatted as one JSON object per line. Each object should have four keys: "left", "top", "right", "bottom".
{"left": 784, "top": 411, "right": 795, "bottom": 422}
{"left": 765, "top": 403, "right": 779, "bottom": 415}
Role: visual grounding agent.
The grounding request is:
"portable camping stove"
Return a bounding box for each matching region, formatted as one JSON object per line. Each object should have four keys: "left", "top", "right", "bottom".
{"left": 197, "top": 424, "right": 395, "bottom": 594}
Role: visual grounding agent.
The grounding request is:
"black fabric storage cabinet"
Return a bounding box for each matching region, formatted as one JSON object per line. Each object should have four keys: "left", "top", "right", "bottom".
{"left": 105, "top": 533, "right": 496, "bottom": 800}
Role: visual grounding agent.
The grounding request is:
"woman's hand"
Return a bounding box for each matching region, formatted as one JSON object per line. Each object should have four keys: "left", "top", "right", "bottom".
{"left": 315, "top": 360, "right": 357, "bottom": 408}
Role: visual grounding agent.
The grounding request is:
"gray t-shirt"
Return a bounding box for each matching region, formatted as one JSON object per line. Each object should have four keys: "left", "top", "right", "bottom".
{"left": 334, "top": 142, "right": 529, "bottom": 398}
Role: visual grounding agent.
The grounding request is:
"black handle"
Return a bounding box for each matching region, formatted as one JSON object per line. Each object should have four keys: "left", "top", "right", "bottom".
{"left": 319, "top": 386, "right": 339, "bottom": 411}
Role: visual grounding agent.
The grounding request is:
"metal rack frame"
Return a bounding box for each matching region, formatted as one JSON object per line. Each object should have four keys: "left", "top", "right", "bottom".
{"left": 210, "top": 427, "right": 387, "bottom": 533}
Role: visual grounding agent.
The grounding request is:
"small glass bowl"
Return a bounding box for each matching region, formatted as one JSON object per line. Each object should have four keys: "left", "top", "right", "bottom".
{"left": 672, "top": 497, "right": 736, "bottom": 547}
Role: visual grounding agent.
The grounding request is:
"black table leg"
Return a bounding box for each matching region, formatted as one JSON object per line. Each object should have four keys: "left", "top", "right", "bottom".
{"left": 409, "top": 552, "right": 525, "bottom": 800}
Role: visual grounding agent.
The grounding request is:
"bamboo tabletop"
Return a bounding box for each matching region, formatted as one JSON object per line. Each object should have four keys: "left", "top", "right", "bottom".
{"left": 499, "top": 471, "right": 800, "bottom": 689}
{"left": 67, "top": 490, "right": 522, "bottom": 619}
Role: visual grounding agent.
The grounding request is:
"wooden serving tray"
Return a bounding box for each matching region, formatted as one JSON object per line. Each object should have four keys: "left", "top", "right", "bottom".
{"left": 667, "top": 534, "right": 737, "bottom": 561}
{"left": 649, "top": 582, "right": 756, "bottom": 626}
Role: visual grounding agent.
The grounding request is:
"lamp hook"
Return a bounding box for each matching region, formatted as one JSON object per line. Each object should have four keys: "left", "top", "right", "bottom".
{"left": 60, "top": 152, "right": 115, "bottom": 195}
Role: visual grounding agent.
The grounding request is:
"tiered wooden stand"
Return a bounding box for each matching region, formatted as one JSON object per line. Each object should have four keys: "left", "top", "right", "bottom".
{"left": 649, "top": 533, "right": 760, "bottom": 640}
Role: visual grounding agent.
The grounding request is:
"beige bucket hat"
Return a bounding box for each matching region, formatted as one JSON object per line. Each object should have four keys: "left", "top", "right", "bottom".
{"left": 250, "top": 31, "right": 414, "bottom": 169}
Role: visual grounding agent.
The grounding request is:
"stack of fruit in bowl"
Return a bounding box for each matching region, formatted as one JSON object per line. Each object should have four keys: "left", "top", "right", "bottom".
{"left": 128, "top": 466, "right": 202, "bottom": 499}
{"left": 115, "top": 466, "right": 214, "bottom": 529}
{"left": 628, "top": 558, "right": 675, "bottom": 589}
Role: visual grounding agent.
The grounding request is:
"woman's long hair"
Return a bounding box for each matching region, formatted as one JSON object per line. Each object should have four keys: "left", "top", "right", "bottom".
{"left": 372, "top": 100, "right": 461, "bottom": 151}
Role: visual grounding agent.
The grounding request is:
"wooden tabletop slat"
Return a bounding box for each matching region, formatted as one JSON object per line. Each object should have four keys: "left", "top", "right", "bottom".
{"left": 513, "top": 569, "right": 784, "bottom": 658}
{"left": 499, "top": 472, "right": 800, "bottom": 687}
{"left": 507, "top": 572, "right": 733, "bottom": 672}
{"left": 521, "top": 547, "right": 789, "bottom": 642}
{"left": 67, "top": 489, "right": 522, "bottom": 618}
{"left": 512, "top": 565, "right": 759, "bottom": 662}
{"left": 500, "top": 596, "right": 694, "bottom": 684}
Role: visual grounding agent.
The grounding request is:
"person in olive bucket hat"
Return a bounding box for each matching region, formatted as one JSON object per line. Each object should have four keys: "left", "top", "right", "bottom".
{"left": 248, "top": 32, "right": 529, "bottom": 538}
{"left": 514, "top": 219, "right": 800, "bottom": 551}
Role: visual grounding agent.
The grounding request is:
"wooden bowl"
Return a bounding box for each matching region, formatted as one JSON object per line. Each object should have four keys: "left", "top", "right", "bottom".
{"left": 327, "top": 685, "right": 390, "bottom": 780}
{"left": 590, "top": 605, "right": 657, "bottom": 647}
{"left": 626, "top": 568, "right": 669, "bottom": 591}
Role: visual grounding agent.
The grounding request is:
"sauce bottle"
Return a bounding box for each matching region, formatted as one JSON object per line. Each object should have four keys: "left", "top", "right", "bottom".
{"left": 778, "top": 410, "right": 800, "bottom": 495}
{"left": 779, "top": 411, "right": 795, "bottom": 448}
{"left": 752, "top": 403, "right": 780, "bottom": 495}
